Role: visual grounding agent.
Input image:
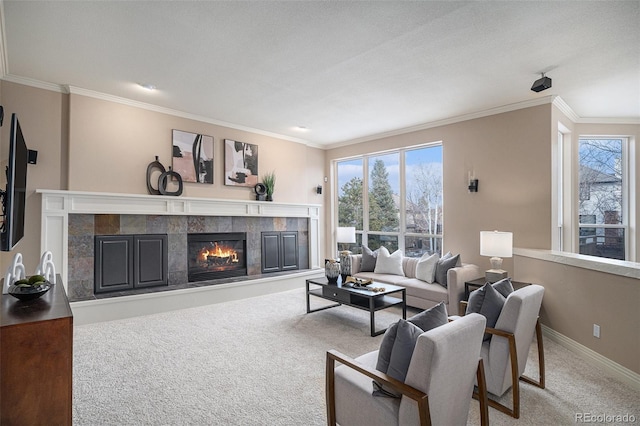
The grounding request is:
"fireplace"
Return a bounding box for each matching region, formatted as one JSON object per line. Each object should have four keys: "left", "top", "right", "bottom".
{"left": 188, "top": 233, "right": 247, "bottom": 282}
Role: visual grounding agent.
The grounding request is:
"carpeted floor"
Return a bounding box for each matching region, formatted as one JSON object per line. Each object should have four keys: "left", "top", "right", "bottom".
{"left": 73, "top": 287, "right": 638, "bottom": 425}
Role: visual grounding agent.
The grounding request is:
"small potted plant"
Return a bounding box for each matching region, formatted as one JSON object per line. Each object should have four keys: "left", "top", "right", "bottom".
{"left": 262, "top": 171, "right": 276, "bottom": 201}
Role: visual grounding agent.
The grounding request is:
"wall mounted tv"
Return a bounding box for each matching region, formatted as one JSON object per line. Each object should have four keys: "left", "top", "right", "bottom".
{"left": 1, "top": 113, "right": 28, "bottom": 251}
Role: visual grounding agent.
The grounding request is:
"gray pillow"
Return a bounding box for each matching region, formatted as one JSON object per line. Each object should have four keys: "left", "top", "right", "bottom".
{"left": 408, "top": 301, "right": 448, "bottom": 331}
{"left": 434, "top": 253, "right": 460, "bottom": 287}
{"left": 492, "top": 277, "right": 515, "bottom": 298}
{"left": 375, "top": 321, "right": 398, "bottom": 375}
{"left": 373, "top": 319, "right": 423, "bottom": 397}
{"left": 466, "top": 283, "right": 506, "bottom": 340}
{"left": 361, "top": 246, "right": 378, "bottom": 272}
{"left": 374, "top": 303, "right": 447, "bottom": 397}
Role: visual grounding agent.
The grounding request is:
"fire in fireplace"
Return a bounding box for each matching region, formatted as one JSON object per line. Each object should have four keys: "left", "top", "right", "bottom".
{"left": 188, "top": 232, "right": 247, "bottom": 282}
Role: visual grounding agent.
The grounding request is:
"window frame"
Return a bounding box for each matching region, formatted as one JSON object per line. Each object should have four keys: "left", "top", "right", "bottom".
{"left": 333, "top": 142, "right": 443, "bottom": 257}
{"left": 555, "top": 130, "right": 636, "bottom": 262}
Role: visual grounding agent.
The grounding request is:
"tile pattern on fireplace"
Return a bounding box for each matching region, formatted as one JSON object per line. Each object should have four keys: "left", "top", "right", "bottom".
{"left": 67, "top": 214, "right": 309, "bottom": 302}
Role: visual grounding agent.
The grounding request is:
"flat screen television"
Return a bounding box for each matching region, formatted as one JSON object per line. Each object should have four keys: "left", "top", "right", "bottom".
{"left": 1, "top": 113, "right": 28, "bottom": 251}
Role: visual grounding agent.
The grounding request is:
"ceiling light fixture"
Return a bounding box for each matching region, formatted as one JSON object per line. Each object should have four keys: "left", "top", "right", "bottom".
{"left": 295, "top": 126, "right": 309, "bottom": 132}
{"left": 138, "top": 83, "right": 156, "bottom": 91}
{"left": 531, "top": 73, "right": 552, "bottom": 92}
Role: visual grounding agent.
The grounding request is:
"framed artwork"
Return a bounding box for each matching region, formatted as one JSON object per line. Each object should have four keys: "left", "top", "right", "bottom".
{"left": 172, "top": 129, "right": 214, "bottom": 184}
{"left": 224, "top": 139, "right": 258, "bottom": 187}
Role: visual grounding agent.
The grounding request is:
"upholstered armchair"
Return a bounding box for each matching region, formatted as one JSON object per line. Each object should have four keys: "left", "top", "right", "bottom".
{"left": 460, "top": 284, "right": 545, "bottom": 419}
{"left": 326, "top": 313, "right": 489, "bottom": 426}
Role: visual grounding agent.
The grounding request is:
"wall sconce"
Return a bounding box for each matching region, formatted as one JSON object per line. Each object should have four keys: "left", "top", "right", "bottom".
{"left": 316, "top": 185, "right": 323, "bottom": 195}
{"left": 468, "top": 171, "right": 478, "bottom": 192}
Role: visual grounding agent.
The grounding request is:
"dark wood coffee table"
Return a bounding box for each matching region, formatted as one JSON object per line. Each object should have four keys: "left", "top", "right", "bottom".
{"left": 306, "top": 276, "right": 406, "bottom": 336}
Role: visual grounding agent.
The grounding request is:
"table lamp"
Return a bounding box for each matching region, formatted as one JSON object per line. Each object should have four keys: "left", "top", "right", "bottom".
{"left": 336, "top": 227, "right": 356, "bottom": 280}
{"left": 480, "top": 230, "right": 512, "bottom": 283}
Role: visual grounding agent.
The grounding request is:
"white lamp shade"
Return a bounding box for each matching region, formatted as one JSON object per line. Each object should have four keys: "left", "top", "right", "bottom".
{"left": 480, "top": 231, "right": 513, "bottom": 258}
{"left": 336, "top": 227, "right": 356, "bottom": 244}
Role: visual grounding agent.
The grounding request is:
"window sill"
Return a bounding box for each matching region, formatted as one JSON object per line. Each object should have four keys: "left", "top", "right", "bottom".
{"left": 514, "top": 248, "right": 640, "bottom": 279}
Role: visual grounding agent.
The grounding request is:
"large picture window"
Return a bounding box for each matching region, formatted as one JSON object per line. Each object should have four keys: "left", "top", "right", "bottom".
{"left": 336, "top": 144, "right": 442, "bottom": 257}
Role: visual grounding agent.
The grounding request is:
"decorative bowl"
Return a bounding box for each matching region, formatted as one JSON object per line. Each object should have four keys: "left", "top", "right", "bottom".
{"left": 8, "top": 282, "right": 52, "bottom": 301}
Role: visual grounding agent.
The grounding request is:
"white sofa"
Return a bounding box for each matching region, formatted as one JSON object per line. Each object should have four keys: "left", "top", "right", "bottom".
{"left": 349, "top": 254, "right": 482, "bottom": 314}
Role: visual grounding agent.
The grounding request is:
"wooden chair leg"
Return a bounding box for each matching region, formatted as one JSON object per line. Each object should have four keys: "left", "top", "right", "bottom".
{"left": 326, "top": 353, "right": 337, "bottom": 426}
{"left": 521, "top": 318, "right": 545, "bottom": 389}
{"left": 476, "top": 359, "right": 490, "bottom": 426}
{"left": 480, "top": 333, "right": 520, "bottom": 419}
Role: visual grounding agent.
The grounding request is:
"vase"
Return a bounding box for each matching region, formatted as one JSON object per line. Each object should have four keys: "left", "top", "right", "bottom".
{"left": 146, "top": 156, "right": 166, "bottom": 195}
{"left": 325, "top": 259, "right": 340, "bottom": 283}
{"left": 339, "top": 250, "right": 352, "bottom": 280}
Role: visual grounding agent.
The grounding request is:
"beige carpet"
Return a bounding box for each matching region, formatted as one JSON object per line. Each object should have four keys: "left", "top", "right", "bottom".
{"left": 73, "top": 287, "right": 638, "bottom": 425}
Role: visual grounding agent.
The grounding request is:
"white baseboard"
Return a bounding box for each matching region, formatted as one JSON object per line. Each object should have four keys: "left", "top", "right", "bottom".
{"left": 71, "top": 269, "right": 324, "bottom": 325}
{"left": 541, "top": 324, "right": 640, "bottom": 391}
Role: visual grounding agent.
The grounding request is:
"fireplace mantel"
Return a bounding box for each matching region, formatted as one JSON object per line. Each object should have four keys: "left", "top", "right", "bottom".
{"left": 37, "top": 190, "right": 321, "bottom": 288}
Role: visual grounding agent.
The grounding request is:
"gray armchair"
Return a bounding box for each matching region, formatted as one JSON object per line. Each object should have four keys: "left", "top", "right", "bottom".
{"left": 326, "top": 313, "right": 489, "bottom": 426}
{"left": 461, "top": 284, "right": 545, "bottom": 419}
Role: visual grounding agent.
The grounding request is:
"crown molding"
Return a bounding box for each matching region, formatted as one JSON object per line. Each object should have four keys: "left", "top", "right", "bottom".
{"left": 1, "top": 73, "right": 68, "bottom": 93}
{"left": 0, "top": 72, "right": 316, "bottom": 147}
{"left": 65, "top": 85, "right": 316, "bottom": 147}
{"left": 326, "top": 96, "right": 558, "bottom": 149}
{"left": 0, "top": 1, "right": 8, "bottom": 77}
{"left": 551, "top": 96, "right": 580, "bottom": 122}
{"left": 552, "top": 96, "right": 640, "bottom": 125}
{"left": 577, "top": 117, "right": 640, "bottom": 125}
{"left": 1, "top": 71, "right": 637, "bottom": 148}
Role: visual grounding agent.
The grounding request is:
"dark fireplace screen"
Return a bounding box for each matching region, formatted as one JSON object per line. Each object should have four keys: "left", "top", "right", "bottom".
{"left": 187, "top": 233, "right": 247, "bottom": 282}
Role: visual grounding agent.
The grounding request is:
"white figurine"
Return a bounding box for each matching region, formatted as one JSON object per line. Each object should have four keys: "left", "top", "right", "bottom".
{"left": 4, "top": 252, "right": 26, "bottom": 293}
{"left": 36, "top": 251, "right": 56, "bottom": 284}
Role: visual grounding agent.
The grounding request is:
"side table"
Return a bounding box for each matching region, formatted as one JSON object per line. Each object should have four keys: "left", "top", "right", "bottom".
{"left": 464, "top": 277, "right": 531, "bottom": 301}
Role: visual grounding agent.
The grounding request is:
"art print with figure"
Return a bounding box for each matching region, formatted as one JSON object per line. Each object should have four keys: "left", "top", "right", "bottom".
{"left": 224, "top": 139, "right": 258, "bottom": 187}
{"left": 172, "top": 130, "right": 214, "bottom": 184}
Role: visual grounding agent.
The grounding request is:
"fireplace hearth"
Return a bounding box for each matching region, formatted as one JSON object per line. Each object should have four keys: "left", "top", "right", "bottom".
{"left": 188, "top": 233, "right": 247, "bottom": 282}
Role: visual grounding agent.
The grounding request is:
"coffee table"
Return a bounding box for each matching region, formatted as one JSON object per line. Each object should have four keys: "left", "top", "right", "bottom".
{"left": 305, "top": 276, "right": 406, "bottom": 336}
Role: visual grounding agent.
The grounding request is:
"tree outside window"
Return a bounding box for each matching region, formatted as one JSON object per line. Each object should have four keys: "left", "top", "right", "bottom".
{"left": 336, "top": 144, "right": 442, "bottom": 257}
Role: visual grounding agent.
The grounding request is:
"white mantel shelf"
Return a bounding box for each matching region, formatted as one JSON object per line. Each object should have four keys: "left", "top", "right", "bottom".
{"left": 37, "top": 189, "right": 321, "bottom": 217}
{"left": 37, "top": 190, "right": 322, "bottom": 287}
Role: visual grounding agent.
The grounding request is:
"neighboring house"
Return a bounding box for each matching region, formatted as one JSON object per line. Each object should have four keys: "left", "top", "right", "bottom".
{"left": 578, "top": 165, "right": 623, "bottom": 259}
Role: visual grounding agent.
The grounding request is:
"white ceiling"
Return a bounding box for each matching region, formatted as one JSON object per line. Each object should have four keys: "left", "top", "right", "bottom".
{"left": 1, "top": 1, "right": 639, "bottom": 147}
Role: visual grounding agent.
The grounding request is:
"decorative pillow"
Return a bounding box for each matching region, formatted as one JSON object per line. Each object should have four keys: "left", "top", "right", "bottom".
{"left": 360, "top": 246, "right": 378, "bottom": 272}
{"left": 375, "top": 321, "right": 399, "bottom": 375}
{"left": 373, "top": 319, "right": 423, "bottom": 397}
{"left": 492, "top": 277, "right": 515, "bottom": 298}
{"left": 374, "top": 303, "right": 448, "bottom": 397}
{"left": 466, "top": 283, "right": 506, "bottom": 340}
{"left": 434, "top": 253, "right": 460, "bottom": 287}
{"left": 415, "top": 253, "right": 439, "bottom": 283}
{"left": 408, "top": 301, "right": 448, "bottom": 331}
{"left": 374, "top": 246, "right": 404, "bottom": 276}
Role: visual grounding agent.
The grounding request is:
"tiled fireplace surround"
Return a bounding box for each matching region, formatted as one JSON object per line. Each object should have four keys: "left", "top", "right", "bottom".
{"left": 67, "top": 213, "right": 309, "bottom": 302}
{"left": 38, "top": 190, "right": 320, "bottom": 306}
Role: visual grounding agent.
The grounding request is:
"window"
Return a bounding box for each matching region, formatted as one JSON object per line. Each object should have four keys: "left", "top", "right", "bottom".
{"left": 336, "top": 144, "right": 443, "bottom": 257}
{"left": 577, "top": 138, "right": 627, "bottom": 260}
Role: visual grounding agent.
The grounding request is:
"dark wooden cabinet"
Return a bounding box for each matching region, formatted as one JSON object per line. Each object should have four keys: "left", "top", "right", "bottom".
{"left": 261, "top": 231, "right": 299, "bottom": 273}
{"left": 95, "top": 234, "right": 168, "bottom": 293}
{"left": 134, "top": 234, "right": 169, "bottom": 288}
{"left": 1, "top": 276, "right": 73, "bottom": 425}
{"left": 280, "top": 232, "right": 299, "bottom": 271}
{"left": 95, "top": 235, "right": 134, "bottom": 292}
